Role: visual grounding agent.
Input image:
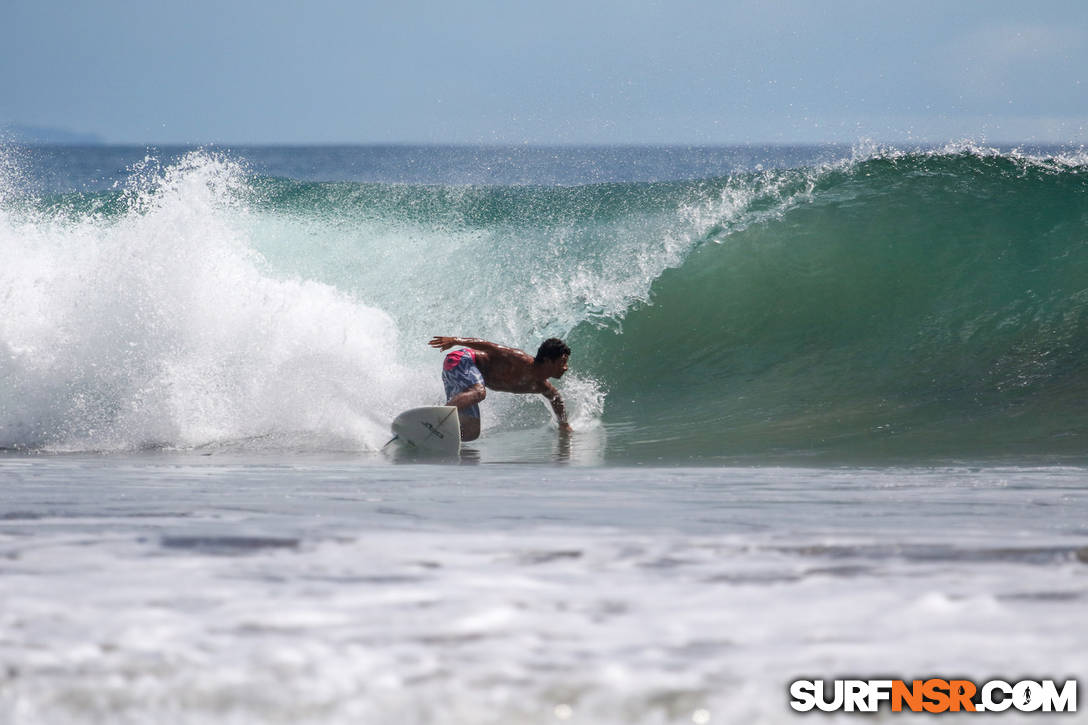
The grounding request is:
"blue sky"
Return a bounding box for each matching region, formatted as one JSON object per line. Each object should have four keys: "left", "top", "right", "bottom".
{"left": 4, "top": 0, "right": 1086, "bottom": 144}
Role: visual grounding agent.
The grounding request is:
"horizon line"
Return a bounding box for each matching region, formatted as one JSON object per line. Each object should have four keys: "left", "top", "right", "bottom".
{"left": 5, "top": 138, "right": 1086, "bottom": 149}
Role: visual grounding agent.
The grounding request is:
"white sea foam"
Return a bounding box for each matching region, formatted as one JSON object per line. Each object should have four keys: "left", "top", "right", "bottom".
{"left": 1, "top": 461, "right": 1085, "bottom": 724}
{"left": 0, "top": 152, "right": 425, "bottom": 451}
{"left": 1, "top": 151, "right": 641, "bottom": 451}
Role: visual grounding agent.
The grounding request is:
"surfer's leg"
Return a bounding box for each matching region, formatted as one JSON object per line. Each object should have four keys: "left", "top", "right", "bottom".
{"left": 442, "top": 350, "right": 486, "bottom": 442}
{"left": 445, "top": 383, "right": 485, "bottom": 410}
{"left": 460, "top": 414, "right": 481, "bottom": 441}
{"left": 446, "top": 384, "right": 484, "bottom": 441}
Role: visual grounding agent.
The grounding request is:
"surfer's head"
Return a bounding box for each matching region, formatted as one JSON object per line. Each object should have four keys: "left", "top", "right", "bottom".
{"left": 535, "top": 338, "right": 571, "bottom": 377}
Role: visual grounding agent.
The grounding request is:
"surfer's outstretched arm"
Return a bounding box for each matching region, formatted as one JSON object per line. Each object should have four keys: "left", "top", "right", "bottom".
{"left": 429, "top": 336, "right": 527, "bottom": 360}
{"left": 542, "top": 383, "right": 573, "bottom": 434}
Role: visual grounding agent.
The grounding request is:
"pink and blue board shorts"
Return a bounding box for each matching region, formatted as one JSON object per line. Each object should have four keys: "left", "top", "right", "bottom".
{"left": 442, "top": 348, "right": 485, "bottom": 418}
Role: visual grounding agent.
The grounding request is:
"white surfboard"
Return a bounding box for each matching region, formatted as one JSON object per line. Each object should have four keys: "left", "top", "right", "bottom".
{"left": 390, "top": 406, "right": 461, "bottom": 454}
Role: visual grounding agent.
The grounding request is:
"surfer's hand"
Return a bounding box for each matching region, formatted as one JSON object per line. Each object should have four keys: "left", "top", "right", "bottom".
{"left": 559, "top": 421, "right": 573, "bottom": 434}
{"left": 429, "top": 336, "right": 458, "bottom": 351}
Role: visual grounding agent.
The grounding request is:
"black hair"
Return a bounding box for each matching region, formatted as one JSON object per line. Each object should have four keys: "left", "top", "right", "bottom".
{"left": 534, "top": 337, "right": 571, "bottom": 364}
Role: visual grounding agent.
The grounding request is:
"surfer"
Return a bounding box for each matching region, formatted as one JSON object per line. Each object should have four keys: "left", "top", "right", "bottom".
{"left": 428, "top": 336, "right": 573, "bottom": 441}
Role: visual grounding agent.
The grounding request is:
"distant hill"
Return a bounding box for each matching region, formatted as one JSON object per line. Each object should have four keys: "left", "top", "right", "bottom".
{"left": 3, "top": 124, "right": 105, "bottom": 144}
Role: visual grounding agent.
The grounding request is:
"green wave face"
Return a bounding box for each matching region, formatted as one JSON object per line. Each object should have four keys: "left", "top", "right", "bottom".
{"left": 571, "top": 151, "right": 1088, "bottom": 460}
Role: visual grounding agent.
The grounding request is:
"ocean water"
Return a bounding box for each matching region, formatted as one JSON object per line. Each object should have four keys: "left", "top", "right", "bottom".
{"left": 1, "top": 143, "right": 1087, "bottom": 723}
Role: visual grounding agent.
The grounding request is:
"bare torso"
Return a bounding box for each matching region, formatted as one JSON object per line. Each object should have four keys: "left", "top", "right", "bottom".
{"left": 474, "top": 348, "right": 551, "bottom": 395}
